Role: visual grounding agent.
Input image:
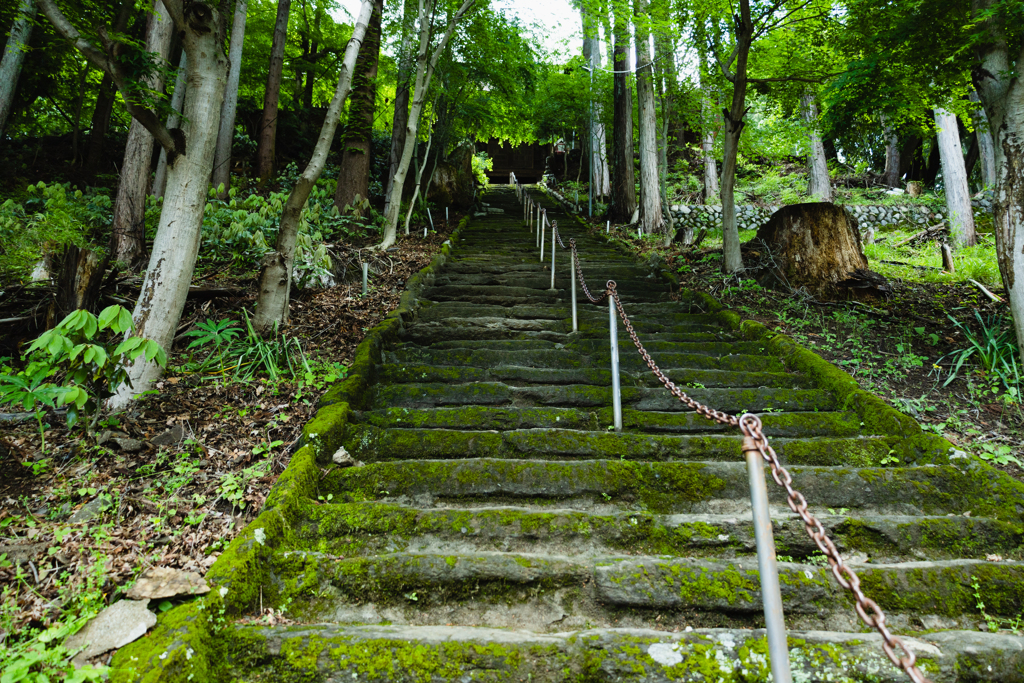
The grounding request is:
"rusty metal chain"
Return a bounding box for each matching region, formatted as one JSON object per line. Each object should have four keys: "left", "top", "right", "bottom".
{"left": 552, "top": 220, "right": 567, "bottom": 249}
{"left": 548, "top": 208, "right": 931, "bottom": 683}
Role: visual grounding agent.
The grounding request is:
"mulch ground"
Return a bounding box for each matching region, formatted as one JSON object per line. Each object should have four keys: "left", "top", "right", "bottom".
{"left": 0, "top": 223, "right": 458, "bottom": 637}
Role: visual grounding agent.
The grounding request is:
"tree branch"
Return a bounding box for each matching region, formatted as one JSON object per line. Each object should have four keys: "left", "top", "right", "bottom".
{"left": 36, "top": 0, "right": 182, "bottom": 157}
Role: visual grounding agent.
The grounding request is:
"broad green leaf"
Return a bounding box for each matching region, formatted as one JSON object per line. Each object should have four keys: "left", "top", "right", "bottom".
{"left": 117, "top": 308, "right": 134, "bottom": 333}
{"left": 114, "top": 337, "right": 144, "bottom": 355}
{"left": 97, "top": 305, "right": 120, "bottom": 329}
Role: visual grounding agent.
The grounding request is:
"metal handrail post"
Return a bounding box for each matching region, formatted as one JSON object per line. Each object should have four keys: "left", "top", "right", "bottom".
{"left": 540, "top": 211, "right": 546, "bottom": 262}
{"left": 609, "top": 296, "right": 622, "bottom": 431}
{"left": 743, "top": 436, "right": 793, "bottom": 683}
{"left": 361, "top": 262, "right": 369, "bottom": 296}
{"left": 570, "top": 254, "right": 578, "bottom": 332}
{"left": 549, "top": 218, "right": 557, "bottom": 290}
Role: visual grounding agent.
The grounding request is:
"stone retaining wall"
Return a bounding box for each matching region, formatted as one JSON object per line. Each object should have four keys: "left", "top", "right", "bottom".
{"left": 667, "top": 194, "right": 994, "bottom": 233}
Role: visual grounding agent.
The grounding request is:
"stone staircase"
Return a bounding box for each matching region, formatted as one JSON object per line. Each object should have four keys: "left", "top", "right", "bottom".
{"left": 116, "top": 187, "right": 1024, "bottom": 682}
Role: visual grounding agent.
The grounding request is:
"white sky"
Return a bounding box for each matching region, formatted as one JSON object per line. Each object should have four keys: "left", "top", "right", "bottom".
{"left": 333, "top": 0, "right": 582, "bottom": 59}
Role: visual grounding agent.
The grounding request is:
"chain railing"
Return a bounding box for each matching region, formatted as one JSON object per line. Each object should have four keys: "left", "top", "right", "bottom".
{"left": 508, "top": 180, "right": 931, "bottom": 683}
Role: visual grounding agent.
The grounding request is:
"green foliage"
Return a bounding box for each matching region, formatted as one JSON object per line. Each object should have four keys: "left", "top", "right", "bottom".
{"left": 0, "top": 183, "right": 112, "bottom": 282}
{"left": 0, "top": 306, "right": 165, "bottom": 438}
{"left": 180, "top": 312, "right": 309, "bottom": 382}
{"left": 471, "top": 153, "right": 493, "bottom": 187}
{"left": 939, "top": 311, "right": 1020, "bottom": 400}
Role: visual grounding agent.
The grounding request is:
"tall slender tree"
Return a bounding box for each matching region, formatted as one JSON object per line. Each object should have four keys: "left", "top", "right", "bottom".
{"left": 633, "top": 0, "right": 663, "bottom": 236}
{"left": 109, "top": 0, "right": 174, "bottom": 268}
{"left": 609, "top": 0, "right": 636, "bottom": 222}
{"left": 934, "top": 106, "right": 976, "bottom": 248}
{"left": 379, "top": 0, "right": 477, "bottom": 249}
{"left": 254, "top": 0, "right": 375, "bottom": 334}
{"left": 255, "top": 0, "right": 292, "bottom": 184}
{"left": 152, "top": 52, "right": 186, "bottom": 198}
{"left": 212, "top": 0, "right": 248, "bottom": 199}
{"left": 384, "top": 0, "right": 416, "bottom": 220}
{"left": 334, "top": 0, "right": 383, "bottom": 215}
{"left": 0, "top": 0, "right": 37, "bottom": 142}
{"left": 802, "top": 91, "right": 831, "bottom": 201}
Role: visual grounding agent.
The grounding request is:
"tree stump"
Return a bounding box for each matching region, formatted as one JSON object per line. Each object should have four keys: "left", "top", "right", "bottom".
{"left": 745, "top": 202, "right": 889, "bottom": 297}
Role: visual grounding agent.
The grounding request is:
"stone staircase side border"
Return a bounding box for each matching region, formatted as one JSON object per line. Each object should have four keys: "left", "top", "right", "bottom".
{"left": 110, "top": 211, "right": 477, "bottom": 683}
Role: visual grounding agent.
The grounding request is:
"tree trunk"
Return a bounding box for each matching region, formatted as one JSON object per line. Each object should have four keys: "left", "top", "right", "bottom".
{"left": 700, "top": 70, "right": 719, "bottom": 204}
{"left": 0, "top": 0, "right": 36, "bottom": 142}
{"left": 255, "top": 0, "right": 292, "bottom": 184}
{"left": 922, "top": 135, "right": 941, "bottom": 186}
{"left": 83, "top": 74, "right": 117, "bottom": 182}
{"left": 379, "top": 0, "right": 476, "bottom": 250}
{"left": 51, "top": 246, "right": 107, "bottom": 322}
{"left": 212, "top": 0, "right": 248, "bottom": 199}
{"left": 969, "top": 90, "right": 997, "bottom": 189}
{"left": 899, "top": 133, "right": 923, "bottom": 180}
{"left": 653, "top": 1, "right": 675, "bottom": 239}
{"left": 633, "top": 0, "right": 663, "bottom": 236}
{"left": 111, "top": 9, "right": 229, "bottom": 408}
{"left": 972, "top": 0, "right": 1024, "bottom": 359}
{"left": 883, "top": 122, "right": 900, "bottom": 188}
{"left": 581, "top": 5, "right": 610, "bottom": 201}
{"left": 718, "top": 0, "right": 754, "bottom": 274}
{"left": 253, "top": 1, "right": 374, "bottom": 335}
{"left": 802, "top": 92, "right": 831, "bottom": 201}
{"left": 71, "top": 64, "right": 87, "bottom": 165}
{"left": 334, "top": 0, "right": 382, "bottom": 215}
{"left": 109, "top": 0, "right": 174, "bottom": 269}
{"left": 609, "top": 4, "right": 635, "bottom": 223}
{"left": 934, "top": 107, "right": 976, "bottom": 249}
{"left": 384, "top": 0, "right": 415, "bottom": 218}
{"left": 152, "top": 52, "right": 187, "bottom": 198}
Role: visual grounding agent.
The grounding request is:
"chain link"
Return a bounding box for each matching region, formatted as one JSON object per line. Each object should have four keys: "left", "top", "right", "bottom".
{"left": 547, "top": 204, "right": 932, "bottom": 683}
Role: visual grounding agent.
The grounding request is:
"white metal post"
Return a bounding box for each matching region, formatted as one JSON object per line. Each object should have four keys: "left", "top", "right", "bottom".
{"left": 361, "top": 262, "right": 369, "bottom": 295}
{"left": 570, "top": 252, "right": 578, "bottom": 332}
{"left": 549, "top": 218, "right": 557, "bottom": 290}
{"left": 540, "top": 211, "right": 546, "bottom": 262}
{"left": 609, "top": 295, "right": 622, "bottom": 431}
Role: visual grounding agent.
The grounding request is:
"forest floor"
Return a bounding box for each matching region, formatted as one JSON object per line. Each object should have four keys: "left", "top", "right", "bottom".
{"left": 0, "top": 218, "right": 460, "bottom": 672}
{"left": 597, "top": 217, "right": 1024, "bottom": 482}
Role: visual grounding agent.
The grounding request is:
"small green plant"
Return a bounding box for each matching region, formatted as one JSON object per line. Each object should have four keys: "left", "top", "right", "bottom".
{"left": 977, "top": 443, "right": 1023, "bottom": 467}
{"left": 0, "top": 306, "right": 166, "bottom": 435}
{"left": 879, "top": 451, "right": 900, "bottom": 466}
{"left": 940, "top": 312, "right": 1020, "bottom": 399}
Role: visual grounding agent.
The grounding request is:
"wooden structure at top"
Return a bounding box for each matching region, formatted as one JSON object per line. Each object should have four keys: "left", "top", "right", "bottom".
{"left": 479, "top": 139, "right": 548, "bottom": 183}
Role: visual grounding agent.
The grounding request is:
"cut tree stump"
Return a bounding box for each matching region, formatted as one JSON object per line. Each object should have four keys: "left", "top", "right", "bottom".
{"left": 745, "top": 202, "right": 889, "bottom": 297}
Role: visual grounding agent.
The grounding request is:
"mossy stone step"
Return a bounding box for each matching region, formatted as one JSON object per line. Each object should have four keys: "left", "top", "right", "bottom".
{"left": 225, "top": 623, "right": 1024, "bottom": 683}
{"left": 354, "top": 407, "right": 865, "bottom": 437}
{"left": 378, "top": 363, "right": 811, "bottom": 390}
{"left": 401, "top": 319, "right": 570, "bottom": 345}
{"left": 343, "top": 426, "right": 889, "bottom": 467}
{"left": 371, "top": 381, "right": 833, "bottom": 413}
{"left": 271, "top": 548, "right": 1024, "bottom": 628}
{"left": 321, "top": 458, "right": 1023, "bottom": 519}
{"left": 297, "top": 501, "right": 1024, "bottom": 562}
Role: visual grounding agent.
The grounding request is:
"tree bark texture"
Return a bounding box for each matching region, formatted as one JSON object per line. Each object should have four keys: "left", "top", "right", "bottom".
{"left": 0, "top": 0, "right": 36, "bottom": 142}
{"left": 581, "top": 6, "right": 610, "bottom": 199}
{"left": 934, "top": 107, "right": 976, "bottom": 249}
{"left": 883, "top": 123, "right": 900, "bottom": 188}
{"left": 334, "top": 0, "right": 382, "bottom": 215}
{"left": 109, "top": 0, "right": 174, "bottom": 269}
{"left": 52, "top": 246, "right": 107, "bottom": 321}
{"left": 633, "top": 0, "right": 663, "bottom": 236}
{"left": 802, "top": 92, "right": 831, "bottom": 201}
{"left": 653, "top": 3, "right": 675, "bottom": 238}
{"left": 609, "top": 4, "right": 635, "bottom": 223}
{"left": 969, "top": 90, "right": 997, "bottom": 188}
{"left": 718, "top": 1, "right": 754, "bottom": 273}
{"left": 750, "top": 203, "right": 872, "bottom": 297}
{"left": 971, "top": 0, "right": 1024, "bottom": 356}
{"left": 213, "top": 0, "right": 248, "bottom": 198}
{"left": 253, "top": 0, "right": 374, "bottom": 335}
{"left": 152, "top": 52, "right": 187, "bottom": 198}
{"left": 255, "top": 0, "right": 292, "bottom": 184}
{"left": 379, "top": 0, "right": 477, "bottom": 250}
{"left": 111, "top": 2, "right": 229, "bottom": 408}
{"left": 700, "top": 74, "right": 719, "bottom": 204}
{"left": 384, "top": 0, "right": 415, "bottom": 218}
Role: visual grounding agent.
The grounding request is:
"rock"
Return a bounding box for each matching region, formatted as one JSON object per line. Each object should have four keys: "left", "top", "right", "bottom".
{"left": 69, "top": 497, "right": 108, "bottom": 524}
{"left": 126, "top": 567, "right": 210, "bottom": 600}
{"left": 0, "top": 542, "right": 49, "bottom": 565}
{"left": 427, "top": 143, "right": 477, "bottom": 209}
{"left": 65, "top": 599, "right": 156, "bottom": 667}
{"left": 331, "top": 446, "right": 359, "bottom": 467}
{"left": 680, "top": 205, "right": 691, "bottom": 214}
{"left": 112, "top": 438, "right": 144, "bottom": 452}
{"left": 96, "top": 430, "right": 128, "bottom": 446}
{"left": 150, "top": 424, "right": 184, "bottom": 446}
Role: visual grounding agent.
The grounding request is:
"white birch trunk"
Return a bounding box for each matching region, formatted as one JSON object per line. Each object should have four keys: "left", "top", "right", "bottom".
{"left": 802, "top": 92, "right": 831, "bottom": 201}
{"left": 0, "top": 0, "right": 36, "bottom": 140}
{"left": 934, "top": 107, "right": 976, "bottom": 249}
{"left": 152, "top": 52, "right": 187, "bottom": 198}
{"left": 633, "top": 1, "right": 663, "bottom": 236}
{"left": 212, "top": 0, "right": 247, "bottom": 198}
{"left": 111, "top": 24, "right": 228, "bottom": 408}
{"left": 110, "top": 0, "right": 174, "bottom": 267}
{"left": 379, "top": 0, "right": 475, "bottom": 250}
{"left": 252, "top": 0, "right": 373, "bottom": 335}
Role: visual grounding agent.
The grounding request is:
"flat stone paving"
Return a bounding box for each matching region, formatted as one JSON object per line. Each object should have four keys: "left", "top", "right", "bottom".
{"left": 235, "top": 187, "right": 1024, "bottom": 682}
